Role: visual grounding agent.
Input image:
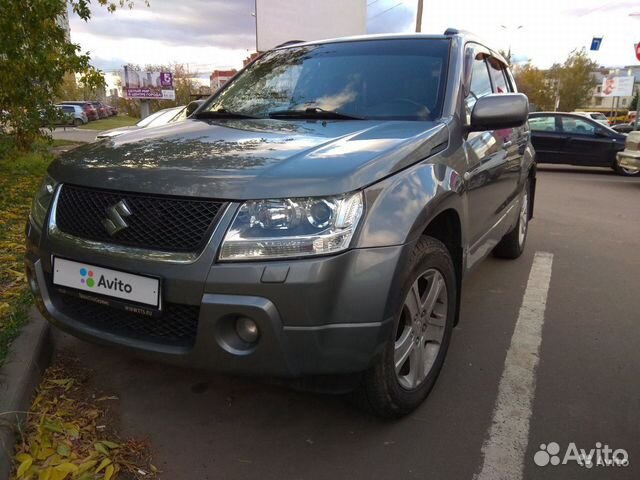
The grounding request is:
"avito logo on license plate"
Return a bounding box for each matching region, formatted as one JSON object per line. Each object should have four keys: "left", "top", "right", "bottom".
{"left": 53, "top": 257, "right": 160, "bottom": 307}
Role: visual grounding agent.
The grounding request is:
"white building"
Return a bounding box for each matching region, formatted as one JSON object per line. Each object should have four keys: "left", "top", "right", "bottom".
{"left": 583, "top": 66, "right": 640, "bottom": 113}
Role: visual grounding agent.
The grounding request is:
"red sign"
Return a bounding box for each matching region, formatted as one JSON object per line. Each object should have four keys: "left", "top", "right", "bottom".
{"left": 636, "top": 43, "right": 640, "bottom": 62}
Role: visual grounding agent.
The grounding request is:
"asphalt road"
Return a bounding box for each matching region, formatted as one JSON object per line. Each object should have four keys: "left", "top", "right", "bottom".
{"left": 51, "top": 165, "right": 640, "bottom": 480}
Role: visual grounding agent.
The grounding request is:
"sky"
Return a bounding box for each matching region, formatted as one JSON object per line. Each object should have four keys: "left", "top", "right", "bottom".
{"left": 69, "top": 0, "right": 640, "bottom": 79}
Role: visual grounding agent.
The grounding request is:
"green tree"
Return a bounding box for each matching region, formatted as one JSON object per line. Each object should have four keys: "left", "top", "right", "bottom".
{"left": 512, "top": 63, "right": 555, "bottom": 111}
{"left": 0, "top": 0, "right": 147, "bottom": 150}
{"left": 548, "top": 49, "right": 597, "bottom": 112}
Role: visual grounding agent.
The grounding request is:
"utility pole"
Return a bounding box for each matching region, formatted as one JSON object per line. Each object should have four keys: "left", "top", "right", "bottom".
{"left": 415, "top": 0, "right": 423, "bottom": 33}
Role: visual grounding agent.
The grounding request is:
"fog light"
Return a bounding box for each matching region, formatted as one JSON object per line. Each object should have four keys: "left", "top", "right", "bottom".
{"left": 235, "top": 316, "right": 259, "bottom": 344}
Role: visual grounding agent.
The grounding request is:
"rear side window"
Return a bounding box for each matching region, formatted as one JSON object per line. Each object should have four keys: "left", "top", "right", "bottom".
{"left": 529, "top": 116, "right": 558, "bottom": 132}
{"left": 488, "top": 58, "right": 511, "bottom": 93}
{"left": 62, "top": 106, "right": 74, "bottom": 113}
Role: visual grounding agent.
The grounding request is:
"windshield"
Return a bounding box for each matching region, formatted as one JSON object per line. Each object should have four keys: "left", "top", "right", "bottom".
{"left": 201, "top": 39, "right": 450, "bottom": 121}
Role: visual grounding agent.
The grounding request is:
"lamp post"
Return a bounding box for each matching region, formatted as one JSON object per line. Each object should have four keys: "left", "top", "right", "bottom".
{"left": 500, "top": 24, "right": 523, "bottom": 63}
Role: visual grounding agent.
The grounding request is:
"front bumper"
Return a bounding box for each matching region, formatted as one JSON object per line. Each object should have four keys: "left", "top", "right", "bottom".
{"left": 26, "top": 213, "right": 409, "bottom": 377}
{"left": 616, "top": 151, "right": 640, "bottom": 172}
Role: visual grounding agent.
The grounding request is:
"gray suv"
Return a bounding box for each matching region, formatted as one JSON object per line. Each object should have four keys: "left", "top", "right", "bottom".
{"left": 26, "top": 30, "right": 535, "bottom": 417}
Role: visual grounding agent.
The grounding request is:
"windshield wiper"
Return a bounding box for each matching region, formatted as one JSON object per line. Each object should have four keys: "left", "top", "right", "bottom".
{"left": 268, "top": 107, "right": 364, "bottom": 120}
{"left": 194, "top": 108, "right": 257, "bottom": 119}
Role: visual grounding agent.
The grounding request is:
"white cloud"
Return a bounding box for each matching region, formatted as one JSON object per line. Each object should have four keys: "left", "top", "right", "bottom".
{"left": 69, "top": 0, "right": 640, "bottom": 73}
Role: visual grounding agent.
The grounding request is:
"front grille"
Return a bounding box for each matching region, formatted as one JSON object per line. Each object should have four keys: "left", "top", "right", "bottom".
{"left": 54, "top": 292, "right": 199, "bottom": 348}
{"left": 56, "top": 185, "right": 225, "bottom": 252}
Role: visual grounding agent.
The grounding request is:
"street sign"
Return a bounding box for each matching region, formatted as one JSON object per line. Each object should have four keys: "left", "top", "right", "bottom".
{"left": 590, "top": 37, "right": 603, "bottom": 51}
{"left": 636, "top": 43, "right": 640, "bottom": 62}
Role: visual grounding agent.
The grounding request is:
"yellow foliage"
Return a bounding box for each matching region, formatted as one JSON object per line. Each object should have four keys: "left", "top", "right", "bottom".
{"left": 11, "top": 358, "right": 156, "bottom": 480}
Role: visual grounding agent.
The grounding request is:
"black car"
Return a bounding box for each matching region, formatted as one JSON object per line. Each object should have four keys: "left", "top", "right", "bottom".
{"left": 529, "top": 112, "right": 633, "bottom": 176}
{"left": 611, "top": 123, "right": 637, "bottom": 134}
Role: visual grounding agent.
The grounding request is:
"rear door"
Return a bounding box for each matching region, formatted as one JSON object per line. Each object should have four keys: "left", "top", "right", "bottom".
{"left": 558, "top": 115, "right": 615, "bottom": 167}
{"left": 529, "top": 114, "right": 566, "bottom": 164}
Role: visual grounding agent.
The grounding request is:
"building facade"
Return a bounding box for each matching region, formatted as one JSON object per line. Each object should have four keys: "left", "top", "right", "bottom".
{"left": 210, "top": 69, "right": 238, "bottom": 92}
{"left": 582, "top": 66, "right": 640, "bottom": 115}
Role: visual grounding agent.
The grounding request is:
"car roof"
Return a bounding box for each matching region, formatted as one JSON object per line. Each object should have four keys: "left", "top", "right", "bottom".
{"left": 531, "top": 112, "right": 596, "bottom": 118}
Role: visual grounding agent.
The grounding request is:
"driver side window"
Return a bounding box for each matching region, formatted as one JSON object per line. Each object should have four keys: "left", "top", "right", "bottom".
{"left": 465, "top": 53, "right": 492, "bottom": 118}
{"left": 561, "top": 116, "right": 596, "bottom": 135}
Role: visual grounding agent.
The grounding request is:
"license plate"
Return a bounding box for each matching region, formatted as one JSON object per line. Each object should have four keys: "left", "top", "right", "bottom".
{"left": 53, "top": 257, "right": 160, "bottom": 308}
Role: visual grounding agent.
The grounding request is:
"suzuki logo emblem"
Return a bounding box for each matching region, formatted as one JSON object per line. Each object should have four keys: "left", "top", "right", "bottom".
{"left": 102, "top": 200, "right": 131, "bottom": 236}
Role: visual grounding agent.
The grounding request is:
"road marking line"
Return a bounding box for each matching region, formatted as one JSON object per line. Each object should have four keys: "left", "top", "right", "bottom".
{"left": 475, "top": 251, "right": 554, "bottom": 480}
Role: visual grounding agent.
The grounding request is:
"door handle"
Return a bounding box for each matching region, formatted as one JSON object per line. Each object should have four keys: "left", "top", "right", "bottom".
{"left": 503, "top": 140, "right": 513, "bottom": 149}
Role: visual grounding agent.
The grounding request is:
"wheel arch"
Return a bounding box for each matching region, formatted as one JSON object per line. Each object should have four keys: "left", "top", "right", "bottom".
{"left": 422, "top": 208, "right": 463, "bottom": 326}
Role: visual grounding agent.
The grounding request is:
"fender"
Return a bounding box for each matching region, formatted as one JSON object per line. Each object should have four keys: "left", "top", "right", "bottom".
{"left": 356, "top": 157, "right": 466, "bottom": 250}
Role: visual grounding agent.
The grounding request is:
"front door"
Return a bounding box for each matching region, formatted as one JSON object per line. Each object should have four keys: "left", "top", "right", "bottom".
{"left": 463, "top": 47, "right": 514, "bottom": 263}
{"left": 558, "top": 115, "right": 614, "bottom": 167}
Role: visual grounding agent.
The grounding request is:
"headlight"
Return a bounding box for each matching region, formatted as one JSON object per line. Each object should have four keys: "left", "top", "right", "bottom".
{"left": 219, "top": 192, "right": 364, "bottom": 261}
{"left": 30, "top": 174, "right": 58, "bottom": 227}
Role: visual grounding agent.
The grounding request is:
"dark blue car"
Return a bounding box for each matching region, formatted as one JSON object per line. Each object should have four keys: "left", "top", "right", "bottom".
{"left": 529, "top": 112, "right": 637, "bottom": 176}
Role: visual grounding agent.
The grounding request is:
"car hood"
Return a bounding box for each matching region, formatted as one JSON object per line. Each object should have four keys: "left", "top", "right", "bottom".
{"left": 49, "top": 118, "right": 448, "bottom": 199}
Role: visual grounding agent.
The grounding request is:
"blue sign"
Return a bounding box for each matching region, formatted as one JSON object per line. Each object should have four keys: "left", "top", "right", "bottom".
{"left": 590, "top": 37, "right": 603, "bottom": 51}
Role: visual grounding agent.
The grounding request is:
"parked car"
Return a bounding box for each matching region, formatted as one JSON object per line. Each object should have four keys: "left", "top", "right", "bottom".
{"left": 96, "top": 106, "right": 187, "bottom": 139}
{"left": 529, "top": 112, "right": 634, "bottom": 175}
{"left": 104, "top": 104, "right": 118, "bottom": 116}
{"left": 616, "top": 131, "right": 640, "bottom": 175}
{"left": 611, "top": 123, "right": 637, "bottom": 134}
{"left": 91, "top": 102, "right": 109, "bottom": 119}
{"left": 56, "top": 104, "right": 88, "bottom": 126}
{"left": 63, "top": 101, "right": 98, "bottom": 121}
{"left": 26, "top": 30, "right": 535, "bottom": 417}
{"left": 575, "top": 111, "right": 610, "bottom": 126}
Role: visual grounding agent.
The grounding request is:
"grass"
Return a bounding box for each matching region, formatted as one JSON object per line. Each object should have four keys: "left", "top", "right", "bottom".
{"left": 50, "top": 139, "right": 81, "bottom": 148}
{"left": 0, "top": 144, "right": 51, "bottom": 366}
{"left": 77, "top": 115, "right": 138, "bottom": 131}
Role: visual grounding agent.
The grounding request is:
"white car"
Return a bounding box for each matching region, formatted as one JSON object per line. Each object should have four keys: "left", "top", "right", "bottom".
{"left": 96, "top": 106, "right": 187, "bottom": 139}
{"left": 616, "top": 131, "right": 640, "bottom": 175}
{"left": 575, "top": 111, "right": 610, "bottom": 126}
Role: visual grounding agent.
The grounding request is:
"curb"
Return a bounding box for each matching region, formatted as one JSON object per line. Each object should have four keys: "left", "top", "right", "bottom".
{"left": 0, "top": 308, "right": 52, "bottom": 479}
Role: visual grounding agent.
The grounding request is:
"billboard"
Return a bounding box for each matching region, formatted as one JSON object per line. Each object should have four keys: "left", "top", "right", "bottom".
{"left": 601, "top": 76, "right": 634, "bottom": 97}
{"left": 121, "top": 66, "right": 176, "bottom": 100}
{"left": 255, "top": 0, "right": 367, "bottom": 52}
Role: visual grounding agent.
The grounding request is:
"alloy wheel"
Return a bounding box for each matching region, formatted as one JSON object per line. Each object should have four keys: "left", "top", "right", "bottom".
{"left": 518, "top": 191, "right": 528, "bottom": 247}
{"left": 394, "top": 269, "right": 448, "bottom": 390}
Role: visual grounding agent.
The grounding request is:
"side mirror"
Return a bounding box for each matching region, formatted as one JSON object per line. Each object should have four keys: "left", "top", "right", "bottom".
{"left": 595, "top": 129, "right": 609, "bottom": 138}
{"left": 186, "top": 100, "right": 205, "bottom": 117}
{"left": 469, "top": 93, "right": 529, "bottom": 132}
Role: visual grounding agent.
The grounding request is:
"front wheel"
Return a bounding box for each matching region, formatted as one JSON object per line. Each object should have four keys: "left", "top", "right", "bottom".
{"left": 615, "top": 164, "right": 640, "bottom": 177}
{"left": 493, "top": 182, "right": 530, "bottom": 259}
{"left": 359, "top": 236, "right": 456, "bottom": 418}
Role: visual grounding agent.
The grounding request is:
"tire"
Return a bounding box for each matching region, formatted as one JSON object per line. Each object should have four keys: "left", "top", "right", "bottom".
{"left": 73, "top": 118, "right": 82, "bottom": 127}
{"left": 359, "top": 236, "right": 456, "bottom": 418}
{"left": 615, "top": 164, "right": 640, "bottom": 177}
{"left": 493, "top": 181, "right": 530, "bottom": 259}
